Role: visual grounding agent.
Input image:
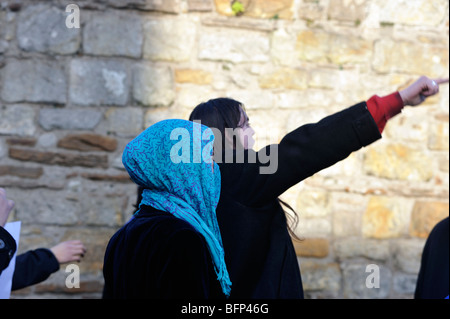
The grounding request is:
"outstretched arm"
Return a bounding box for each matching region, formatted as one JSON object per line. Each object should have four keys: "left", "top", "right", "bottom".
{"left": 243, "top": 76, "right": 448, "bottom": 205}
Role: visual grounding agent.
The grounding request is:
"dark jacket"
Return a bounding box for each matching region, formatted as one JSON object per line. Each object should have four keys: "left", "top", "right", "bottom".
{"left": 12, "top": 248, "right": 59, "bottom": 291}
{"left": 0, "top": 226, "right": 16, "bottom": 275}
{"left": 102, "top": 205, "right": 225, "bottom": 299}
{"left": 217, "top": 102, "right": 381, "bottom": 298}
{"left": 415, "top": 217, "right": 449, "bottom": 299}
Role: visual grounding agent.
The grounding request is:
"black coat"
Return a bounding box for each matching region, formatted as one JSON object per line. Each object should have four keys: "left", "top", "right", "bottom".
{"left": 415, "top": 217, "right": 449, "bottom": 299}
{"left": 217, "top": 102, "right": 381, "bottom": 298}
{"left": 0, "top": 227, "right": 16, "bottom": 275}
{"left": 102, "top": 206, "right": 225, "bottom": 299}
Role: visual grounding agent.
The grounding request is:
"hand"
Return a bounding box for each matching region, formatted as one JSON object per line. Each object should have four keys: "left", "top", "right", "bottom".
{"left": 0, "top": 188, "right": 15, "bottom": 227}
{"left": 50, "top": 240, "right": 87, "bottom": 264}
{"left": 399, "top": 76, "right": 449, "bottom": 106}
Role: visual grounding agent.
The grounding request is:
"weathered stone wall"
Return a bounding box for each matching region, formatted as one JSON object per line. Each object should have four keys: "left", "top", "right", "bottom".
{"left": 0, "top": 0, "right": 448, "bottom": 298}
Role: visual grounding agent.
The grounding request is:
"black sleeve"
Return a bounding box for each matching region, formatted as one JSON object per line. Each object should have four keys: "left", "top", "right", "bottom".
{"left": 227, "top": 102, "right": 382, "bottom": 206}
{"left": 156, "top": 229, "right": 216, "bottom": 299}
{"left": 0, "top": 227, "right": 17, "bottom": 275}
{"left": 12, "top": 248, "right": 60, "bottom": 291}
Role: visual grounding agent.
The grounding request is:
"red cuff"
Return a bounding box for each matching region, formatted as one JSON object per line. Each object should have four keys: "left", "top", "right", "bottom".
{"left": 366, "top": 92, "right": 404, "bottom": 133}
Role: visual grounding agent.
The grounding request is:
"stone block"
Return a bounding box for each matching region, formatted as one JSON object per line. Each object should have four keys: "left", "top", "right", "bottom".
{"left": 6, "top": 137, "right": 37, "bottom": 147}
{"left": 332, "top": 211, "right": 361, "bottom": 237}
{"left": 297, "top": 2, "right": 325, "bottom": 21}
{"left": 384, "top": 109, "right": 429, "bottom": 142}
{"left": 296, "top": 30, "right": 372, "bottom": 65}
{"left": 0, "top": 165, "right": 43, "bottom": 178}
{"left": 37, "top": 133, "right": 57, "bottom": 148}
{"left": 198, "top": 29, "right": 270, "bottom": 63}
{"left": 1, "top": 59, "right": 67, "bottom": 104}
{"left": 300, "top": 261, "right": 341, "bottom": 292}
{"left": 270, "top": 28, "right": 298, "bottom": 67}
{"left": 132, "top": 64, "right": 175, "bottom": 107}
{"left": 17, "top": 4, "right": 80, "bottom": 54}
{"left": 295, "top": 218, "right": 331, "bottom": 237}
{"left": 0, "top": 11, "right": 14, "bottom": 54}
{"left": 143, "top": 17, "right": 196, "bottom": 62}
{"left": 83, "top": 11, "right": 143, "bottom": 58}
{"left": 293, "top": 238, "right": 329, "bottom": 258}
{"left": 69, "top": 59, "right": 130, "bottom": 106}
{"left": 296, "top": 190, "right": 329, "bottom": 217}
{"left": 0, "top": 104, "right": 36, "bottom": 136}
{"left": 363, "top": 143, "right": 434, "bottom": 182}
{"left": 9, "top": 147, "right": 109, "bottom": 168}
{"left": 391, "top": 239, "right": 424, "bottom": 274}
{"left": 258, "top": 68, "right": 308, "bottom": 90}
{"left": 39, "top": 108, "right": 102, "bottom": 131}
{"left": 175, "top": 69, "right": 213, "bottom": 85}
{"left": 373, "top": 39, "right": 449, "bottom": 77}
{"left": 334, "top": 238, "right": 390, "bottom": 261}
{"left": 104, "top": 107, "right": 144, "bottom": 137}
{"left": 81, "top": 194, "right": 127, "bottom": 227}
{"left": 428, "top": 121, "right": 449, "bottom": 151}
{"left": 362, "top": 196, "right": 410, "bottom": 239}
{"left": 377, "top": 0, "right": 448, "bottom": 26}
{"left": 14, "top": 190, "right": 80, "bottom": 226}
{"left": 327, "top": 0, "right": 367, "bottom": 23}
{"left": 409, "top": 201, "right": 449, "bottom": 238}
{"left": 57, "top": 134, "right": 118, "bottom": 152}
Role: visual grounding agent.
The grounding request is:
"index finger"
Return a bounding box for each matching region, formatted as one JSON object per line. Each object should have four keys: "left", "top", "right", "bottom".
{"left": 433, "top": 78, "right": 449, "bottom": 85}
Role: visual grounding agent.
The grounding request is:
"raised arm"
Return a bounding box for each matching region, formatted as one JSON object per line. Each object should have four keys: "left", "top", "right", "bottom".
{"left": 244, "top": 76, "right": 448, "bottom": 205}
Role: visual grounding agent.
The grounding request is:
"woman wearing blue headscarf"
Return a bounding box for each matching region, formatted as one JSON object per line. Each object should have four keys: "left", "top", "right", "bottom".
{"left": 102, "top": 119, "right": 231, "bottom": 299}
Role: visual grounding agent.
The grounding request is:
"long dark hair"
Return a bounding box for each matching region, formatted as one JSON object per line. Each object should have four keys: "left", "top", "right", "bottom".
{"left": 189, "top": 98, "right": 301, "bottom": 241}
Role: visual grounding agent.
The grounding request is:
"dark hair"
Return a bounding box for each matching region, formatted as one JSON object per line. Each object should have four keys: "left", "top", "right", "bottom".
{"left": 188, "top": 98, "right": 301, "bottom": 241}
{"left": 132, "top": 185, "right": 145, "bottom": 215}
{"left": 189, "top": 97, "right": 244, "bottom": 150}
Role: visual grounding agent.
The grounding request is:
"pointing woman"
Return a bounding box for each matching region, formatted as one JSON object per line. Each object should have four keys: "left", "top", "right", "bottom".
{"left": 188, "top": 76, "right": 448, "bottom": 298}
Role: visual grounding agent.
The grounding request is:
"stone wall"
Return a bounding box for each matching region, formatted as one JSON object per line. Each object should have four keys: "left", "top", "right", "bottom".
{"left": 0, "top": 0, "right": 448, "bottom": 298}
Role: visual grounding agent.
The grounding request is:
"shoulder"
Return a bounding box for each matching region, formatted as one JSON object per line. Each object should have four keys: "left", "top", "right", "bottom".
{"left": 134, "top": 206, "right": 207, "bottom": 247}
{"left": 427, "top": 217, "right": 449, "bottom": 243}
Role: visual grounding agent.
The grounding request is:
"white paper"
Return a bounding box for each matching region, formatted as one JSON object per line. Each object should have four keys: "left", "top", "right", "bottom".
{"left": 0, "top": 221, "right": 21, "bottom": 299}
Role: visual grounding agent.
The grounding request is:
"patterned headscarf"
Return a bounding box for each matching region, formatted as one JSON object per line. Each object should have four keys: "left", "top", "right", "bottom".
{"left": 122, "top": 119, "right": 231, "bottom": 297}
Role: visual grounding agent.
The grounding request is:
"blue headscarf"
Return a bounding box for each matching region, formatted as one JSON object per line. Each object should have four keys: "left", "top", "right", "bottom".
{"left": 122, "top": 119, "right": 231, "bottom": 297}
